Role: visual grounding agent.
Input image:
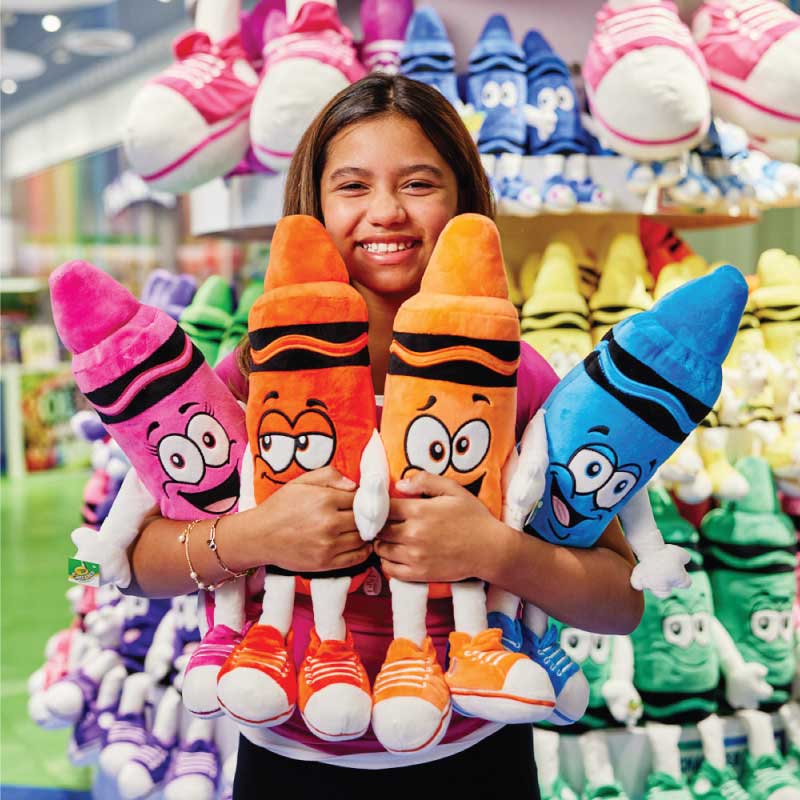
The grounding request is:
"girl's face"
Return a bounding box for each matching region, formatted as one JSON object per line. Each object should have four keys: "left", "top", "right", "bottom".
{"left": 320, "top": 113, "right": 459, "bottom": 300}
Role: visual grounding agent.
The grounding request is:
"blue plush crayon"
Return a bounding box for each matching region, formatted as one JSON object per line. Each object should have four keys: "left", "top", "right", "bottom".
{"left": 524, "top": 265, "right": 748, "bottom": 546}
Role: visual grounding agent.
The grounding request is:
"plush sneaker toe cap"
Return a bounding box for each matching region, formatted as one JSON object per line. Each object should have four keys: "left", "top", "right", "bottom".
{"left": 99, "top": 743, "right": 139, "bottom": 778}
{"left": 549, "top": 670, "right": 590, "bottom": 726}
{"left": 164, "top": 775, "right": 217, "bottom": 800}
{"left": 181, "top": 665, "right": 223, "bottom": 718}
{"left": 371, "top": 697, "right": 451, "bottom": 753}
{"left": 117, "top": 762, "right": 156, "bottom": 800}
{"left": 302, "top": 685, "right": 371, "bottom": 741}
{"left": 217, "top": 668, "right": 293, "bottom": 727}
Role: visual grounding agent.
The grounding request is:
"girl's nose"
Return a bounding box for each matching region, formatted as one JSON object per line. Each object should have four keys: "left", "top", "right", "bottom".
{"left": 366, "top": 189, "right": 407, "bottom": 226}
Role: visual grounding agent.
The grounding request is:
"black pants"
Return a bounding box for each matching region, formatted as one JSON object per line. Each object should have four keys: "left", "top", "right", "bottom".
{"left": 234, "top": 725, "right": 540, "bottom": 799}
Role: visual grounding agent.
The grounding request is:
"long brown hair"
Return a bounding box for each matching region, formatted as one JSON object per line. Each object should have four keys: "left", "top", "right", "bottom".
{"left": 284, "top": 73, "right": 494, "bottom": 219}
{"left": 237, "top": 74, "right": 494, "bottom": 377}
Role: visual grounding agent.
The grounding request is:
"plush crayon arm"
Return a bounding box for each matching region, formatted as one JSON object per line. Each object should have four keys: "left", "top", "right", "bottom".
{"left": 710, "top": 616, "right": 772, "bottom": 709}
{"left": 353, "top": 430, "right": 391, "bottom": 542}
{"left": 70, "top": 469, "right": 157, "bottom": 588}
{"left": 601, "top": 635, "right": 642, "bottom": 728}
{"left": 622, "top": 491, "right": 692, "bottom": 599}
{"left": 502, "top": 408, "right": 548, "bottom": 531}
{"left": 144, "top": 607, "right": 178, "bottom": 682}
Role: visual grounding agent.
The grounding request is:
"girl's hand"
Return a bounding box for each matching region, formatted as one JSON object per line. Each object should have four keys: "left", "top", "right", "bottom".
{"left": 374, "top": 472, "right": 508, "bottom": 583}
{"left": 235, "top": 467, "right": 373, "bottom": 574}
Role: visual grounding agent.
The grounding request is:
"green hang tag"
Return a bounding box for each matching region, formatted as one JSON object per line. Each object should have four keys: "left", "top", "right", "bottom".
{"left": 68, "top": 558, "right": 100, "bottom": 587}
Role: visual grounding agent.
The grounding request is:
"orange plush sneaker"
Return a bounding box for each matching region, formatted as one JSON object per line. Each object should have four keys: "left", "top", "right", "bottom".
{"left": 445, "top": 628, "right": 556, "bottom": 723}
{"left": 298, "top": 627, "right": 371, "bottom": 742}
{"left": 371, "top": 636, "right": 452, "bottom": 754}
{"left": 216, "top": 624, "right": 296, "bottom": 727}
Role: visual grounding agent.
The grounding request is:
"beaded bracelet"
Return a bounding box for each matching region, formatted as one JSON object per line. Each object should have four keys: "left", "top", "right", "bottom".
{"left": 180, "top": 518, "right": 249, "bottom": 592}
{"left": 179, "top": 519, "right": 209, "bottom": 590}
{"left": 206, "top": 516, "right": 249, "bottom": 581}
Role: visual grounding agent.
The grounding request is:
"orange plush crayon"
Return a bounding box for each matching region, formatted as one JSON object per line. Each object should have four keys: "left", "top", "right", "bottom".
{"left": 360, "top": 214, "right": 555, "bottom": 755}
{"left": 216, "top": 215, "right": 376, "bottom": 742}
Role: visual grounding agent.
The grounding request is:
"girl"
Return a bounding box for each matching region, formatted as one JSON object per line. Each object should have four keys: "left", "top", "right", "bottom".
{"left": 126, "top": 74, "right": 643, "bottom": 797}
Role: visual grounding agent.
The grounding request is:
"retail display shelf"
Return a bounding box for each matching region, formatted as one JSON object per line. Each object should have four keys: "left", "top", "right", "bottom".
{"left": 189, "top": 155, "right": 773, "bottom": 241}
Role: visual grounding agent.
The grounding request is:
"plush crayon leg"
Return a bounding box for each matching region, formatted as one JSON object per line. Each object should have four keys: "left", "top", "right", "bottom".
{"left": 99, "top": 672, "right": 154, "bottom": 778}
{"left": 216, "top": 573, "right": 296, "bottom": 727}
{"left": 446, "top": 581, "right": 555, "bottom": 723}
{"left": 298, "top": 577, "right": 371, "bottom": 741}
{"left": 698, "top": 426, "right": 750, "bottom": 501}
{"left": 521, "top": 602, "right": 590, "bottom": 726}
{"left": 183, "top": 579, "right": 246, "bottom": 719}
{"left": 371, "top": 579, "right": 452, "bottom": 754}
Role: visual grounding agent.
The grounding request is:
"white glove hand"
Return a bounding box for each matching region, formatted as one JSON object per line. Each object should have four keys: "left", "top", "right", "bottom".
{"left": 144, "top": 643, "right": 176, "bottom": 682}
{"left": 523, "top": 103, "right": 557, "bottom": 142}
{"left": 71, "top": 526, "right": 131, "bottom": 588}
{"left": 353, "top": 431, "right": 390, "bottom": 542}
{"left": 630, "top": 545, "right": 692, "bottom": 598}
{"left": 726, "top": 661, "right": 772, "bottom": 709}
{"left": 601, "top": 679, "right": 643, "bottom": 728}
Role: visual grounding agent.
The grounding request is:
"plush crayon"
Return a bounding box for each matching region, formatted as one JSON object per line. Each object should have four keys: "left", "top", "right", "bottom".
{"left": 216, "top": 215, "right": 376, "bottom": 742}
{"left": 500, "top": 264, "right": 748, "bottom": 725}
{"left": 355, "top": 214, "right": 555, "bottom": 754}
{"left": 50, "top": 260, "right": 249, "bottom": 720}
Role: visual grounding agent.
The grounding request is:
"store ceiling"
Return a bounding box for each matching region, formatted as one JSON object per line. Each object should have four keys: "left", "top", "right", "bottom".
{"left": 0, "top": 1, "right": 189, "bottom": 110}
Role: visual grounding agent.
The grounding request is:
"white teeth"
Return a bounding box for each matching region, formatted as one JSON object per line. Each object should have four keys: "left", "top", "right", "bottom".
{"left": 361, "top": 241, "right": 414, "bottom": 253}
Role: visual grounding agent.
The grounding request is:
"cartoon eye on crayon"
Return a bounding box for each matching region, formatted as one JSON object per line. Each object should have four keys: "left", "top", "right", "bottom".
{"left": 50, "top": 260, "right": 250, "bottom": 721}
{"left": 497, "top": 262, "right": 748, "bottom": 726}
{"left": 216, "top": 215, "right": 378, "bottom": 742}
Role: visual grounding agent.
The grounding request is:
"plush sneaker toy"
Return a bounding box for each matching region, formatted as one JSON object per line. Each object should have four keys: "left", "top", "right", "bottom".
{"left": 216, "top": 215, "right": 376, "bottom": 742}
{"left": 250, "top": 0, "right": 365, "bottom": 171}
{"left": 466, "top": 14, "right": 528, "bottom": 155}
{"left": 355, "top": 215, "right": 556, "bottom": 753}
{"left": 50, "top": 260, "right": 250, "bottom": 720}
{"left": 124, "top": 0, "right": 260, "bottom": 193}
{"left": 692, "top": 0, "right": 800, "bottom": 140}
{"left": 498, "top": 265, "right": 748, "bottom": 726}
{"left": 583, "top": 1, "right": 711, "bottom": 161}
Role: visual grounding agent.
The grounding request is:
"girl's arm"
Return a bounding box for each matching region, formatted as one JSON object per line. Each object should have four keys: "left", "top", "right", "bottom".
{"left": 376, "top": 473, "right": 644, "bottom": 636}
{"left": 124, "top": 467, "right": 372, "bottom": 598}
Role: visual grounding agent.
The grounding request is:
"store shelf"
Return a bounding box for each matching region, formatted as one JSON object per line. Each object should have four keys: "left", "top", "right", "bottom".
{"left": 0, "top": 277, "right": 47, "bottom": 294}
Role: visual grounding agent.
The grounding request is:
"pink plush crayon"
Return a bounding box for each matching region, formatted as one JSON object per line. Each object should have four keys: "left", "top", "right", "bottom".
{"left": 50, "top": 261, "right": 246, "bottom": 521}
{"left": 50, "top": 260, "right": 249, "bottom": 718}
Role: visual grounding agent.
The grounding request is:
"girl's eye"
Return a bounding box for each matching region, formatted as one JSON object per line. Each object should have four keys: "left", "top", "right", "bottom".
{"left": 406, "top": 181, "right": 433, "bottom": 190}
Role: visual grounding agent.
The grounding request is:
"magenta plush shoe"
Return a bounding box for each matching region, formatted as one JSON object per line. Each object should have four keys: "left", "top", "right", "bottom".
{"left": 182, "top": 624, "right": 243, "bottom": 718}
{"left": 693, "top": 0, "right": 800, "bottom": 139}
{"left": 359, "top": 0, "right": 414, "bottom": 74}
{"left": 584, "top": 2, "right": 711, "bottom": 160}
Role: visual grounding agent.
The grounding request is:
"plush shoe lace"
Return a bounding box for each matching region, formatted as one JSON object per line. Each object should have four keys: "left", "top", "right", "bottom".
{"left": 706, "top": 0, "right": 797, "bottom": 41}
{"left": 303, "top": 640, "right": 365, "bottom": 690}
{"left": 535, "top": 625, "right": 580, "bottom": 681}
{"left": 747, "top": 754, "right": 798, "bottom": 800}
{"left": 596, "top": 3, "right": 696, "bottom": 55}
{"left": 162, "top": 51, "right": 226, "bottom": 89}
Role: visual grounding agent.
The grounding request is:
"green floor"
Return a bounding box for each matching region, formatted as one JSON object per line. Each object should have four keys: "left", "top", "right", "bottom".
{"left": 1, "top": 468, "right": 93, "bottom": 791}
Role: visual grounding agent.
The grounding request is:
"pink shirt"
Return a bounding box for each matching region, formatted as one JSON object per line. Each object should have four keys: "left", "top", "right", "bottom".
{"left": 214, "top": 343, "right": 559, "bottom": 767}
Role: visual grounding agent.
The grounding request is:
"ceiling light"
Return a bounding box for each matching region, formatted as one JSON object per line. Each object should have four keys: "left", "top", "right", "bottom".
{"left": 1, "top": 50, "right": 47, "bottom": 81}
{"left": 42, "top": 14, "right": 62, "bottom": 32}
{"left": 1, "top": 79, "right": 19, "bottom": 94}
{"left": 157, "top": 0, "right": 173, "bottom": 3}
{"left": 61, "top": 28, "right": 134, "bottom": 56}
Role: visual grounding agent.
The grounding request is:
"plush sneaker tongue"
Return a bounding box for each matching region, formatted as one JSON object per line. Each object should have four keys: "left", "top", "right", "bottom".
{"left": 50, "top": 260, "right": 140, "bottom": 355}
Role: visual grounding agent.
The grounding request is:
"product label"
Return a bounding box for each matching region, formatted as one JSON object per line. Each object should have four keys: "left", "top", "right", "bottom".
{"left": 68, "top": 558, "right": 100, "bottom": 587}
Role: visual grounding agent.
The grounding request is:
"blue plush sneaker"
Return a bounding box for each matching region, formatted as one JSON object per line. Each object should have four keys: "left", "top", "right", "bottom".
{"left": 497, "top": 174, "right": 541, "bottom": 216}
{"left": 522, "top": 29, "right": 587, "bottom": 156}
{"left": 118, "top": 731, "right": 177, "bottom": 799}
{"left": 541, "top": 174, "right": 578, "bottom": 213}
{"left": 466, "top": 14, "right": 527, "bottom": 155}
{"left": 522, "top": 622, "right": 589, "bottom": 725}
{"left": 487, "top": 611, "right": 524, "bottom": 651}
{"left": 571, "top": 177, "right": 613, "bottom": 212}
{"left": 399, "top": 7, "right": 460, "bottom": 107}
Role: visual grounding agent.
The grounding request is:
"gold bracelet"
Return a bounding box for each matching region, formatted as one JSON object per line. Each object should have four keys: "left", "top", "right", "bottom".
{"left": 206, "top": 516, "right": 249, "bottom": 580}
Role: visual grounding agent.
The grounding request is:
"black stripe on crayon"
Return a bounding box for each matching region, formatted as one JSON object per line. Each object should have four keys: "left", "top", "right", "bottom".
{"left": 87, "top": 325, "right": 186, "bottom": 408}
{"left": 249, "top": 321, "right": 368, "bottom": 351}
{"left": 250, "top": 346, "right": 370, "bottom": 372}
{"left": 389, "top": 354, "right": 517, "bottom": 387}
{"left": 94, "top": 345, "right": 205, "bottom": 425}
{"left": 393, "top": 331, "right": 520, "bottom": 362}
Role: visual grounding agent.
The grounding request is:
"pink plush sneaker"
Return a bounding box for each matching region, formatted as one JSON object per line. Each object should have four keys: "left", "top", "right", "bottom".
{"left": 182, "top": 624, "right": 243, "bottom": 719}
{"left": 250, "top": 1, "right": 366, "bottom": 171}
{"left": 693, "top": 0, "right": 800, "bottom": 139}
{"left": 584, "top": 1, "right": 711, "bottom": 160}
{"left": 124, "top": 28, "right": 259, "bottom": 193}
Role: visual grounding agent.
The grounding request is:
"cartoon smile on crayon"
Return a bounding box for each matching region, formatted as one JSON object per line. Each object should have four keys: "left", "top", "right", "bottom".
{"left": 150, "top": 406, "right": 241, "bottom": 514}
{"left": 544, "top": 439, "right": 642, "bottom": 540}
{"left": 254, "top": 395, "right": 337, "bottom": 485}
